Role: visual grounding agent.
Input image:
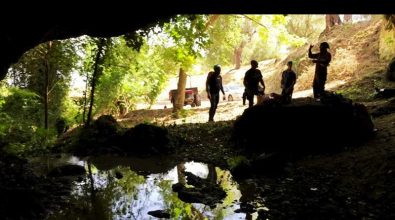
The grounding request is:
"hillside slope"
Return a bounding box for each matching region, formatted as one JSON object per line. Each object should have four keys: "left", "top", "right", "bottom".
{"left": 159, "top": 18, "right": 391, "bottom": 103}
{"left": 265, "top": 18, "right": 390, "bottom": 99}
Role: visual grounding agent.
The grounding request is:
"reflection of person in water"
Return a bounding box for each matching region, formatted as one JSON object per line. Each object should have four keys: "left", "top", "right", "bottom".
{"left": 308, "top": 42, "right": 331, "bottom": 98}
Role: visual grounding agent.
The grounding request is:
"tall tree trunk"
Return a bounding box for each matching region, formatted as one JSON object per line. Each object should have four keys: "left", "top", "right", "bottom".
{"left": 207, "top": 164, "right": 217, "bottom": 184}
{"left": 44, "top": 41, "right": 52, "bottom": 130}
{"left": 325, "top": 14, "right": 342, "bottom": 32}
{"left": 82, "top": 72, "right": 89, "bottom": 123}
{"left": 86, "top": 38, "right": 105, "bottom": 126}
{"left": 205, "top": 15, "right": 220, "bottom": 30}
{"left": 44, "top": 62, "right": 49, "bottom": 129}
{"left": 234, "top": 42, "right": 245, "bottom": 69}
{"left": 172, "top": 67, "right": 187, "bottom": 116}
{"left": 384, "top": 14, "right": 395, "bottom": 30}
{"left": 234, "top": 19, "right": 255, "bottom": 69}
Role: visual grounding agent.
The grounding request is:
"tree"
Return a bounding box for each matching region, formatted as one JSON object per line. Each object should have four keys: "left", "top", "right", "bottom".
{"left": 43, "top": 41, "right": 51, "bottom": 129}
{"left": 92, "top": 37, "right": 172, "bottom": 116}
{"left": 234, "top": 17, "right": 256, "bottom": 69}
{"left": 204, "top": 15, "right": 306, "bottom": 69}
{"left": 86, "top": 38, "right": 109, "bottom": 126}
{"left": 286, "top": 15, "right": 326, "bottom": 41}
{"left": 325, "top": 14, "right": 342, "bottom": 32}
{"left": 204, "top": 15, "right": 246, "bottom": 68}
{"left": 384, "top": 14, "right": 395, "bottom": 30}
{"left": 8, "top": 39, "right": 78, "bottom": 129}
{"left": 162, "top": 15, "right": 209, "bottom": 115}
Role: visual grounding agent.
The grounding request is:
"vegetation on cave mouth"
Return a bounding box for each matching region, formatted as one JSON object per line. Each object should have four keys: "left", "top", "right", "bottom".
{"left": 1, "top": 14, "right": 395, "bottom": 219}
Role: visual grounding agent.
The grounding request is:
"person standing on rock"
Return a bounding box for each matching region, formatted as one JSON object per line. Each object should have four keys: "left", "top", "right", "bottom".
{"left": 308, "top": 42, "right": 332, "bottom": 99}
{"left": 206, "top": 64, "right": 225, "bottom": 122}
{"left": 243, "top": 60, "right": 265, "bottom": 107}
{"left": 281, "top": 61, "right": 297, "bottom": 104}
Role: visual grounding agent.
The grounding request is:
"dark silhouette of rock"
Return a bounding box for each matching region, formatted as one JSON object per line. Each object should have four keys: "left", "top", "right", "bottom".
{"left": 47, "top": 165, "right": 85, "bottom": 177}
{"left": 233, "top": 95, "right": 374, "bottom": 155}
{"left": 371, "top": 98, "right": 395, "bottom": 117}
{"left": 172, "top": 173, "right": 226, "bottom": 207}
{"left": 121, "top": 124, "right": 174, "bottom": 155}
{"left": 374, "top": 87, "right": 395, "bottom": 99}
{"left": 94, "top": 115, "right": 119, "bottom": 136}
{"left": 115, "top": 171, "right": 123, "bottom": 179}
{"left": 234, "top": 202, "right": 256, "bottom": 213}
{"left": 74, "top": 115, "right": 121, "bottom": 156}
{"left": 147, "top": 210, "right": 170, "bottom": 219}
{"left": 385, "top": 57, "right": 395, "bottom": 81}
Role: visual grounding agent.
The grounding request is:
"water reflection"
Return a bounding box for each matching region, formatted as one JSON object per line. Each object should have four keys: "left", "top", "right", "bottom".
{"left": 43, "top": 156, "right": 255, "bottom": 219}
{"left": 28, "top": 154, "right": 84, "bottom": 176}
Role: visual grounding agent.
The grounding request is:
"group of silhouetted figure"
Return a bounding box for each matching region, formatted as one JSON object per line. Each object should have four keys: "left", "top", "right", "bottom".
{"left": 205, "top": 42, "right": 332, "bottom": 122}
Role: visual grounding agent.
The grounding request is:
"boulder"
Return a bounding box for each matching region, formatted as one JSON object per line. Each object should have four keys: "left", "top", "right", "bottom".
{"left": 385, "top": 57, "right": 395, "bottom": 81}
{"left": 172, "top": 172, "right": 226, "bottom": 207}
{"left": 147, "top": 210, "right": 170, "bottom": 219}
{"left": 47, "top": 165, "right": 85, "bottom": 177}
{"left": 121, "top": 124, "right": 174, "bottom": 155}
{"left": 233, "top": 94, "right": 374, "bottom": 155}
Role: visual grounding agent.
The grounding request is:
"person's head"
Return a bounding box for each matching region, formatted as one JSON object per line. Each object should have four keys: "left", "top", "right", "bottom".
{"left": 320, "top": 42, "right": 330, "bottom": 52}
{"left": 213, "top": 64, "right": 221, "bottom": 73}
{"left": 287, "top": 61, "right": 293, "bottom": 70}
{"left": 251, "top": 60, "right": 258, "bottom": 68}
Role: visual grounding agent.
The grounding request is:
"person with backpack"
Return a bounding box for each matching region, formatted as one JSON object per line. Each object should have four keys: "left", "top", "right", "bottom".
{"left": 243, "top": 60, "right": 265, "bottom": 107}
{"left": 206, "top": 64, "right": 225, "bottom": 122}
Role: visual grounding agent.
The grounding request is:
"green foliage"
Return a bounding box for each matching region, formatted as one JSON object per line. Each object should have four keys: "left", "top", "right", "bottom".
{"left": 1, "top": 88, "right": 42, "bottom": 124}
{"left": 163, "top": 15, "right": 210, "bottom": 70}
{"left": 93, "top": 37, "right": 171, "bottom": 115}
{"left": 337, "top": 74, "right": 386, "bottom": 101}
{"left": 1, "top": 39, "right": 80, "bottom": 155}
{"left": 61, "top": 97, "right": 81, "bottom": 126}
{"left": 226, "top": 155, "right": 249, "bottom": 170}
{"left": 179, "top": 109, "right": 194, "bottom": 118}
{"left": 203, "top": 15, "right": 311, "bottom": 69}
{"left": 158, "top": 177, "right": 195, "bottom": 219}
{"left": 285, "top": 15, "right": 326, "bottom": 42}
{"left": 379, "top": 26, "right": 395, "bottom": 61}
{"left": 0, "top": 95, "right": 57, "bottom": 156}
{"left": 204, "top": 15, "right": 245, "bottom": 67}
{"left": 250, "top": 15, "right": 306, "bottom": 59}
{"left": 8, "top": 39, "right": 80, "bottom": 128}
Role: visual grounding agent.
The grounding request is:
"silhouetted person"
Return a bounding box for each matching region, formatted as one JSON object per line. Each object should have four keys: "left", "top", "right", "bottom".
{"left": 243, "top": 60, "right": 265, "bottom": 107}
{"left": 242, "top": 89, "right": 247, "bottom": 105}
{"left": 55, "top": 117, "right": 69, "bottom": 137}
{"left": 281, "top": 61, "right": 297, "bottom": 104}
{"left": 206, "top": 64, "right": 225, "bottom": 122}
{"left": 308, "top": 42, "right": 331, "bottom": 98}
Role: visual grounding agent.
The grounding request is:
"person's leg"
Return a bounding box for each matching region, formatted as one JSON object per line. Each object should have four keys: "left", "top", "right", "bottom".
{"left": 242, "top": 92, "right": 246, "bottom": 105}
{"left": 248, "top": 94, "right": 254, "bottom": 107}
{"left": 257, "top": 95, "right": 263, "bottom": 104}
{"left": 318, "top": 72, "right": 327, "bottom": 97}
{"left": 288, "top": 88, "right": 294, "bottom": 103}
{"left": 313, "top": 74, "right": 320, "bottom": 98}
{"left": 209, "top": 94, "right": 215, "bottom": 121}
{"left": 209, "top": 93, "right": 219, "bottom": 121}
{"left": 213, "top": 93, "right": 220, "bottom": 120}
